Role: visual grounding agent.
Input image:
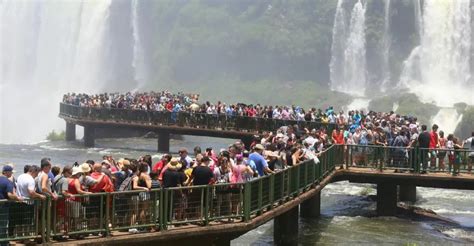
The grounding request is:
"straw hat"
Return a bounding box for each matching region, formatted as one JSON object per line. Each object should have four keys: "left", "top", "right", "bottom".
{"left": 254, "top": 144, "right": 264, "bottom": 150}
{"left": 167, "top": 158, "right": 182, "bottom": 171}
{"left": 80, "top": 163, "right": 91, "bottom": 173}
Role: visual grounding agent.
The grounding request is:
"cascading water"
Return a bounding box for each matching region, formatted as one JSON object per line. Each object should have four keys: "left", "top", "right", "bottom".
{"left": 330, "top": 0, "right": 367, "bottom": 97}
{"left": 0, "top": 0, "right": 143, "bottom": 143}
{"left": 131, "top": 0, "right": 148, "bottom": 90}
{"left": 380, "top": 0, "right": 391, "bottom": 92}
{"left": 329, "top": 0, "right": 347, "bottom": 93}
{"left": 431, "top": 108, "right": 463, "bottom": 135}
{"left": 400, "top": 0, "right": 473, "bottom": 106}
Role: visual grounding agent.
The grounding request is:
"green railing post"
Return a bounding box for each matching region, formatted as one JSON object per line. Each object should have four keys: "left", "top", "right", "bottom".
{"left": 163, "top": 190, "right": 169, "bottom": 230}
{"left": 159, "top": 189, "right": 165, "bottom": 231}
{"left": 269, "top": 174, "right": 275, "bottom": 208}
{"left": 99, "top": 194, "right": 104, "bottom": 235}
{"left": 257, "top": 179, "right": 263, "bottom": 215}
{"left": 379, "top": 146, "right": 384, "bottom": 172}
{"left": 41, "top": 198, "right": 47, "bottom": 243}
{"left": 204, "top": 187, "right": 210, "bottom": 226}
{"left": 243, "top": 182, "right": 251, "bottom": 222}
{"left": 105, "top": 193, "right": 111, "bottom": 237}
{"left": 415, "top": 147, "right": 420, "bottom": 173}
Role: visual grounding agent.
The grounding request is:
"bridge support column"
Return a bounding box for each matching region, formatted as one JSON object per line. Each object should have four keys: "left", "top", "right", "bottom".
{"left": 300, "top": 192, "right": 320, "bottom": 218}
{"left": 65, "top": 122, "right": 76, "bottom": 141}
{"left": 83, "top": 126, "right": 95, "bottom": 148}
{"left": 274, "top": 206, "right": 298, "bottom": 246}
{"left": 157, "top": 131, "right": 170, "bottom": 152}
{"left": 377, "top": 183, "right": 398, "bottom": 216}
{"left": 399, "top": 185, "right": 417, "bottom": 203}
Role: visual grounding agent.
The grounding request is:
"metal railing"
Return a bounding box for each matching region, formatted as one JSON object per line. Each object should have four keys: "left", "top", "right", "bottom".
{"left": 344, "top": 145, "right": 473, "bottom": 174}
{"left": 59, "top": 103, "right": 338, "bottom": 134}
{"left": 1, "top": 145, "right": 339, "bottom": 244}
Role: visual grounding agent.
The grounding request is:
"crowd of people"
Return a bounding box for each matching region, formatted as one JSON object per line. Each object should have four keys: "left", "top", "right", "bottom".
{"left": 62, "top": 90, "right": 474, "bottom": 175}
{"left": 0, "top": 91, "right": 470, "bottom": 242}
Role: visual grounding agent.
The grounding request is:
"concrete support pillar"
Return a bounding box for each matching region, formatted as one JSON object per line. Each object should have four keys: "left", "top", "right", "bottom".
{"left": 300, "top": 192, "right": 320, "bottom": 218}
{"left": 377, "top": 183, "right": 398, "bottom": 216}
{"left": 399, "top": 185, "right": 417, "bottom": 203}
{"left": 83, "top": 126, "right": 95, "bottom": 148}
{"left": 274, "top": 206, "right": 299, "bottom": 246}
{"left": 65, "top": 122, "right": 76, "bottom": 141}
{"left": 157, "top": 131, "right": 170, "bottom": 152}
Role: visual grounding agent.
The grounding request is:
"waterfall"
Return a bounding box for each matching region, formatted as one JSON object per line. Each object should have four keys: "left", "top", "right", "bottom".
{"left": 431, "top": 108, "right": 463, "bottom": 135}
{"left": 131, "top": 0, "right": 148, "bottom": 90}
{"left": 329, "top": 0, "right": 347, "bottom": 93}
{"left": 400, "top": 0, "right": 473, "bottom": 106}
{"left": 344, "top": 98, "right": 371, "bottom": 113}
{"left": 0, "top": 1, "right": 141, "bottom": 143}
{"left": 380, "top": 0, "right": 391, "bottom": 92}
{"left": 414, "top": 0, "right": 423, "bottom": 39}
{"left": 330, "top": 0, "right": 367, "bottom": 97}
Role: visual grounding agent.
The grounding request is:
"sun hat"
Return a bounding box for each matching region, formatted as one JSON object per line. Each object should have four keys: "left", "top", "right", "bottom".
{"left": 254, "top": 144, "right": 265, "bottom": 150}
{"left": 80, "top": 163, "right": 91, "bottom": 173}
{"left": 167, "top": 158, "right": 182, "bottom": 171}
{"left": 72, "top": 166, "right": 83, "bottom": 176}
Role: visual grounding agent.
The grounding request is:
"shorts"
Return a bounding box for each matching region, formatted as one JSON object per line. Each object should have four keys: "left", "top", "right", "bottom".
{"left": 437, "top": 151, "right": 447, "bottom": 158}
{"left": 139, "top": 191, "right": 150, "bottom": 201}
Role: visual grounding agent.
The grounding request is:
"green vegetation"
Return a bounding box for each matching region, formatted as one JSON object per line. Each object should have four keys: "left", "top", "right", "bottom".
{"left": 368, "top": 93, "right": 439, "bottom": 125}
{"left": 147, "top": 0, "right": 419, "bottom": 89}
{"left": 46, "top": 130, "right": 65, "bottom": 141}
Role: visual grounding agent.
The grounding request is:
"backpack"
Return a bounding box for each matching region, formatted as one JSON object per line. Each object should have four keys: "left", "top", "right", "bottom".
{"left": 118, "top": 173, "right": 135, "bottom": 191}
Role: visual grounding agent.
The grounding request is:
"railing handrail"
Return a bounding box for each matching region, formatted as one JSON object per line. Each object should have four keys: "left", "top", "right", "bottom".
{"left": 2, "top": 144, "right": 340, "bottom": 243}
{"left": 58, "top": 103, "right": 340, "bottom": 133}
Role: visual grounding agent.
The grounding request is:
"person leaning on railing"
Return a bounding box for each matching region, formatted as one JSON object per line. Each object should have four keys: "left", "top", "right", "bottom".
{"left": 0, "top": 165, "right": 23, "bottom": 246}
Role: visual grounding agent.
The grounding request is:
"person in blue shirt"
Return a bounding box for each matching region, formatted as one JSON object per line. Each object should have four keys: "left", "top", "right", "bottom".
{"left": 0, "top": 165, "right": 22, "bottom": 246}
{"left": 248, "top": 144, "right": 274, "bottom": 177}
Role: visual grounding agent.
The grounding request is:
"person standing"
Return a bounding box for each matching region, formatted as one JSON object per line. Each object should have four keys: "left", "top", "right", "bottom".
{"left": 429, "top": 124, "right": 440, "bottom": 169}
{"left": 463, "top": 132, "right": 474, "bottom": 174}
{"left": 36, "top": 159, "right": 58, "bottom": 200}
{"left": 16, "top": 165, "right": 45, "bottom": 237}
{"left": 0, "top": 165, "right": 22, "bottom": 246}
{"left": 418, "top": 125, "right": 431, "bottom": 173}
{"left": 437, "top": 131, "right": 447, "bottom": 171}
{"left": 162, "top": 159, "right": 186, "bottom": 221}
{"left": 187, "top": 156, "right": 213, "bottom": 219}
{"left": 249, "top": 144, "right": 274, "bottom": 176}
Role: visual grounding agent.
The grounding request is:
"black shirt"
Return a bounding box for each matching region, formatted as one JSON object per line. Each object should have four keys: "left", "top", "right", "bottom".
{"left": 418, "top": 131, "right": 431, "bottom": 148}
{"left": 162, "top": 170, "right": 186, "bottom": 188}
{"left": 192, "top": 165, "right": 213, "bottom": 186}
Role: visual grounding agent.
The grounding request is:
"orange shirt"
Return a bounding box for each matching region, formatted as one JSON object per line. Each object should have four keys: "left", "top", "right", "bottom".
{"left": 332, "top": 131, "right": 345, "bottom": 144}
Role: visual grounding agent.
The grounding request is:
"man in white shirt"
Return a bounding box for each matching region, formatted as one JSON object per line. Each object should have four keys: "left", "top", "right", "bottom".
{"left": 16, "top": 165, "right": 45, "bottom": 200}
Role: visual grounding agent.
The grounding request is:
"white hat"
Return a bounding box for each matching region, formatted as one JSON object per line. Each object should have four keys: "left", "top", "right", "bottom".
{"left": 72, "top": 166, "right": 82, "bottom": 176}
{"left": 80, "top": 163, "right": 91, "bottom": 173}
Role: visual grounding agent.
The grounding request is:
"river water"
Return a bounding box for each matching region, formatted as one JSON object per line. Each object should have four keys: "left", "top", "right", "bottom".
{"left": 1, "top": 136, "right": 473, "bottom": 245}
